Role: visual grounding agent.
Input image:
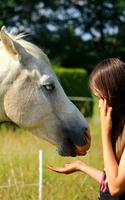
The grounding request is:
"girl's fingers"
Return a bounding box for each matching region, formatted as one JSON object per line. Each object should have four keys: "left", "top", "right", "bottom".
{"left": 48, "top": 165, "right": 66, "bottom": 173}
{"left": 103, "top": 99, "right": 107, "bottom": 116}
{"left": 107, "top": 107, "right": 112, "bottom": 118}
{"left": 100, "top": 99, "right": 109, "bottom": 116}
{"left": 48, "top": 165, "right": 73, "bottom": 174}
{"left": 48, "top": 165, "right": 59, "bottom": 171}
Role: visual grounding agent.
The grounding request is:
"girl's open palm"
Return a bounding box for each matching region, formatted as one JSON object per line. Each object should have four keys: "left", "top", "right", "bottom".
{"left": 48, "top": 160, "right": 83, "bottom": 174}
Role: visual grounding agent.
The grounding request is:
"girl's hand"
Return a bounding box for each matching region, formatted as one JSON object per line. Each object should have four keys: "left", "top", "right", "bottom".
{"left": 48, "top": 160, "right": 83, "bottom": 174}
{"left": 99, "top": 99, "right": 112, "bottom": 137}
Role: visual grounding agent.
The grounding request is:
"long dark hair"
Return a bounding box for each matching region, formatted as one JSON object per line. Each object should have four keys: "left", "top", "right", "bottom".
{"left": 89, "top": 58, "right": 125, "bottom": 162}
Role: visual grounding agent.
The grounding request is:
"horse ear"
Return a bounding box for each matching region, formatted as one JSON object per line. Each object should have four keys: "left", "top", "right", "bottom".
{"left": 0, "top": 26, "right": 28, "bottom": 62}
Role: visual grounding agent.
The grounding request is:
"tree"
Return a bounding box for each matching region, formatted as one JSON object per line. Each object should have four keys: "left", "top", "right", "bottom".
{"left": 1, "top": 0, "right": 125, "bottom": 72}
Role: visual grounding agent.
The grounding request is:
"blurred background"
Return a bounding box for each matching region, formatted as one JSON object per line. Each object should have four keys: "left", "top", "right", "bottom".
{"left": 0, "top": 0, "right": 124, "bottom": 199}
{"left": 1, "top": 0, "right": 125, "bottom": 72}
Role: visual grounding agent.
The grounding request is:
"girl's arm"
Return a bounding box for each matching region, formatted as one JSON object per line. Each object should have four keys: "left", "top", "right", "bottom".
{"left": 79, "top": 162, "right": 103, "bottom": 183}
{"left": 100, "top": 99, "right": 125, "bottom": 196}
{"left": 48, "top": 161, "right": 103, "bottom": 184}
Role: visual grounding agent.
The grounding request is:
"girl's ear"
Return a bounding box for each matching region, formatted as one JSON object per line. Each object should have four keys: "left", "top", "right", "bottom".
{"left": 0, "top": 26, "right": 29, "bottom": 62}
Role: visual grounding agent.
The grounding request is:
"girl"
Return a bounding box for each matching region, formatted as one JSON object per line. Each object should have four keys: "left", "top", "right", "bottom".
{"left": 48, "top": 58, "right": 125, "bottom": 200}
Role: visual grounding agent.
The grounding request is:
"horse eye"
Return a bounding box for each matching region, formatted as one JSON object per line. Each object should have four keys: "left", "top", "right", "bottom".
{"left": 43, "top": 84, "right": 55, "bottom": 91}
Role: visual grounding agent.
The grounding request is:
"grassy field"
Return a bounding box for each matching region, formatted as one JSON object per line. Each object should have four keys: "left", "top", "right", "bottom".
{"left": 0, "top": 99, "right": 103, "bottom": 200}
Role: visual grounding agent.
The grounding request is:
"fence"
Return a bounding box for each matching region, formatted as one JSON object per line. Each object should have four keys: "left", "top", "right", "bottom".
{"left": 0, "top": 150, "right": 43, "bottom": 200}
{"left": 69, "top": 96, "right": 93, "bottom": 102}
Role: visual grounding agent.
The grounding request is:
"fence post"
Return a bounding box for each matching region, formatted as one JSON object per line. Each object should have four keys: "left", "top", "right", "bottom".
{"left": 39, "top": 150, "right": 43, "bottom": 200}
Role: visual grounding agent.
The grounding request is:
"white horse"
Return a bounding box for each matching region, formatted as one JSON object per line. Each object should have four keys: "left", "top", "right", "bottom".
{"left": 0, "top": 26, "right": 91, "bottom": 156}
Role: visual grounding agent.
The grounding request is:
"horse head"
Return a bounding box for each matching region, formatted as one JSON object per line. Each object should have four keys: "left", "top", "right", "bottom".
{"left": 0, "top": 26, "right": 91, "bottom": 156}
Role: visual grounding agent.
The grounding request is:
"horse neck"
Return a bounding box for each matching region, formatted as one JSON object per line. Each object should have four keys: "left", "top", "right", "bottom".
{"left": 0, "top": 48, "right": 18, "bottom": 122}
{"left": 0, "top": 84, "right": 10, "bottom": 122}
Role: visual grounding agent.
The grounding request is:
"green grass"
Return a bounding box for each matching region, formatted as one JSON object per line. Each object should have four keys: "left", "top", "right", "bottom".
{"left": 0, "top": 99, "right": 103, "bottom": 200}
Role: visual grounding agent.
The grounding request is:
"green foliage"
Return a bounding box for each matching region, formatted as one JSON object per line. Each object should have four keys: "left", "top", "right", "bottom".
{"left": 1, "top": 0, "right": 125, "bottom": 72}
{"left": 54, "top": 67, "right": 93, "bottom": 116}
{"left": 54, "top": 67, "right": 89, "bottom": 96}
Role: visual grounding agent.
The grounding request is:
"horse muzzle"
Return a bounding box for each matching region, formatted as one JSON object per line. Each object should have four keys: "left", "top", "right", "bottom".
{"left": 58, "top": 128, "right": 91, "bottom": 157}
